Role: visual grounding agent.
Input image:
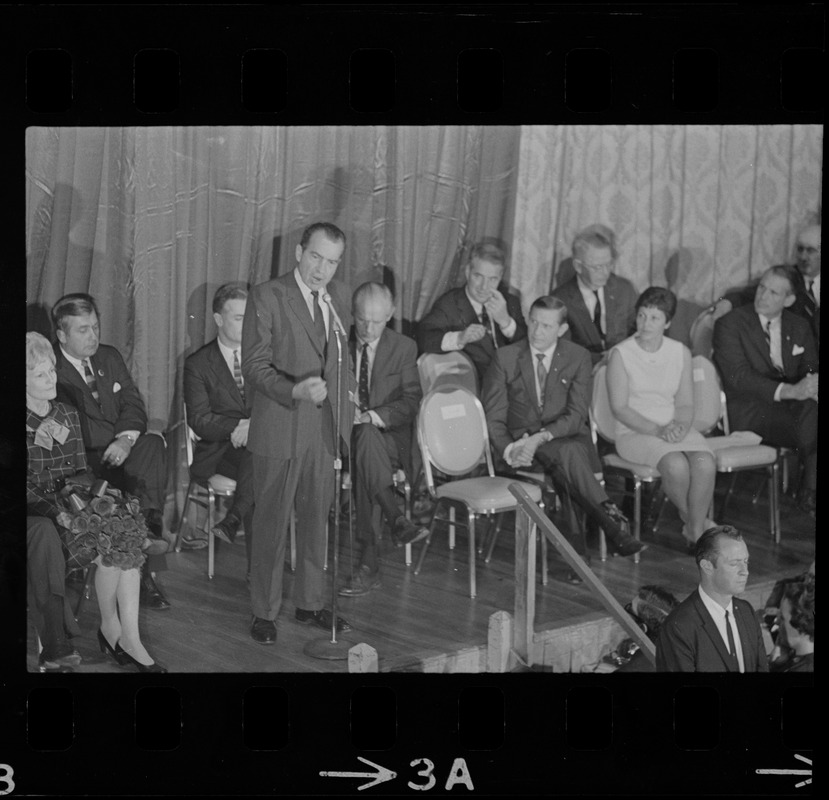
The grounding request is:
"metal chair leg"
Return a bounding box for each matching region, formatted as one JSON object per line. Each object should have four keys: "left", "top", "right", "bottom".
{"left": 468, "top": 510, "right": 477, "bottom": 599}
{"left": 770, "top": 462, "right": 781, "bottom": 544}
{"left": 633, "top": 478, "right": 642, "bottom": 565}
{"left": 207, "top": 488, "right": 215, "bottom": 580}
{"left": 175, "top": 480, "right": 195, "bottom": 552}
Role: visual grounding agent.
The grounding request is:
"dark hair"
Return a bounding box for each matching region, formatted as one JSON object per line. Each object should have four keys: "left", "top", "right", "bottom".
{"left": 635, "top": 286, "right": 677, "bottom": 323}
{"left": 299, "top": 221, "right": 346, "bottom": 250}
{"left": 468, "top": 241, "right": 506, "bottom": 269}
{"left": 529, "top": 295, "right": 568, "bottom": 325}
{"left": 212, "top": 282, "right": 249, "bottom": 314}
{"left": 782, "top": 574, "right": 815, "bottom": 640}
{"left": 695, "top": 524, "right": 744, "bottom": 567}
{"left": 572, "top": 223, "right": 618, "bottom": 261}
{"left": 765, "top": 264, "right": 796, "bottom": 294}
{"left": 352, "top": 281, "right": 394, "bottom": 312}
{"left": 51, "top": 293, "right": 100, "bottom": 334}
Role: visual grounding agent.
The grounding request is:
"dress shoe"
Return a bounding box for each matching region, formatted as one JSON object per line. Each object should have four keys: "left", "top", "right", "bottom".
{"left": 38, "top": 645, "right": 82, "bottom": 672}
{"left": 295, "top": 607, "right": 352, "bottom": 633}
{"left": 142, "top": 537, "right": 170, "bottom": 556}
{"left": 563, "top": 569, "right": 583, "bottom": 585}
{"left": 118, "top": 647, "right": 168, "bottom": 673}
{"left": 180, "top": 533, "right": 209, "bottom": 550}
{"left": 391, "top": 516, "right": 430, "bottom": 547}
{"left": 211, "top": 513, "right": 240, "bottom": 545}
{"left": 140, "top": 572, "right": 171, "bottom": 610}
{"left": 339, "top": 565, "right": 381, "bottom": 597}
{"left": 612, "top": 536, "right": 648, "bottom": 557}
{"left": 97, "top": 628, "right": 128, "bottom": 665}
{"left": 250, "top": 616, "right": 277, "bottom": 645}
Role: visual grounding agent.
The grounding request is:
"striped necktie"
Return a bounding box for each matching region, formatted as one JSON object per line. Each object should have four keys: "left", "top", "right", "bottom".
{"left": 763, "top": 319, "right": 784, "bottom": 375}
{"left": 83, "top": 359, "right": 100, "bottom": 404}
{"left": 593, "top": 290, "right": 605, "bottom": 345}
{"left": 535, "top": 353, "right": 547, "bottom": 410}
{"left": 724, "top": 609, "right": 740, "bottom": 671}
{"left": 232, "top": 349, "right": 245, "bottom": 401}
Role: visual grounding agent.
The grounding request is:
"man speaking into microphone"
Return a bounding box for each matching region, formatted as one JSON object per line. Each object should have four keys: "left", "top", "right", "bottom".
{"left": 242, "top": 222, "right": 354, "bottom": 646}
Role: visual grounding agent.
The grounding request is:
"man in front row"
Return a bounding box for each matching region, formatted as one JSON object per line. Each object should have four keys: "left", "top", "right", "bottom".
{"left": 482, "top": 296, "right": 645, "bottom": 582}
{"left": 339, "top": 283, "right": 429, "bottom": 597}
{"left": 52, "top": 293, "right": 171, "bottom": 610}
{"left": 656, "top": 526, "right": 768, "bottom": 672}
{"left": 183, "top": 283, "right": 254, "bottom": 570}
{"left": 242, "top": 221, "right": 354, "bottom": 645}
{"left": 418, "top": 241, "right": 527, "bottom": 385}
{"left": 713, "top": 266, "right": 819, "bottom": 514}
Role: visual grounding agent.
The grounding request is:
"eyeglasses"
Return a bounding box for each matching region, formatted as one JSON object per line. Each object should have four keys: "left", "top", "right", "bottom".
{"left": 796, "top": 244, "right": 820, "bottom": 255}
{"left": 574, "top": 258, "right": 614, "bottom": 272}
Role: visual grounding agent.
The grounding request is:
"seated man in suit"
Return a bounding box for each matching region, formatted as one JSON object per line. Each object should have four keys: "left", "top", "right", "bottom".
{"left": 418, "top": 240, "right": 527, "bottom": 385}
{"left": 656, "top": 525, "right": 768, "bottom": 672}
{"left": 183, "top": 283, "right": 254, "bottom": 567}
{"left": 482, "top": 295, "right": 646, "bottom": 583}
{"left": 52, "top": 293, "right": 171, "bottom": 610}
{"left": 713, "top": 266, "right": 819, "bottom": 514}
{"left": 339, "top": 283, "right": 429, "bottom": 597}
{"left": 551, "top": 224, "right": 637, "bottom": 365}
{"left": 789, "top": 223, "right": 820, "bottom": 347}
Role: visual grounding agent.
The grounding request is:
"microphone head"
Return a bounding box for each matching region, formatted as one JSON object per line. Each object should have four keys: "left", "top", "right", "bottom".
{"left": 321, "top": 292, "right": 332, "bottom": 304}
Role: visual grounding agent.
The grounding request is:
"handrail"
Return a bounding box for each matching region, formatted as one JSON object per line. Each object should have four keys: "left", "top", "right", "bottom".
{"left": 509, "top": 483, "right": 656, "bottom": 667}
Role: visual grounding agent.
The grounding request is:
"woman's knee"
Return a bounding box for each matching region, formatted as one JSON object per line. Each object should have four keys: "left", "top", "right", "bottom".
{"left": 690, "top": 451, "right": 716, "bottom": 476}
{"left": 657, "top": 453, "right": 690, "bottom": 481}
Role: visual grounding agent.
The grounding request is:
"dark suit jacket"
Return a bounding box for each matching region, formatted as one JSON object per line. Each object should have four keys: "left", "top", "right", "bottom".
{"left": 551, "top": 273, "right": 637, "bottom": 363}
{"left": 656, "top": 590, "right": 769, "bottom": 672}
{"left": 482, "top": 338, "right": 593, "bottom": 465}
{"left": 184, "top": 338, "right": 252, "bottom": 481}
{"left": 417, "top": 285, "right": 527, "bottom": 381}
{"left": 54, "top": 344, "right": 148, "bottom": 451}
{"left": 241, "top": 272, "right": 354, "bottom": 460}
{"left": 350, "top": 327, "right": 422, "bottom": 471}
{"left": 712, "top": 304, "right": 818, "bottom": 428}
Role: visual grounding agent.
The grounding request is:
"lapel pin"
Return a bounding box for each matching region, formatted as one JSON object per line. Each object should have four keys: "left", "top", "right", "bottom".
{"left": 97, "top": 369, "right": 105, "bottom": 377}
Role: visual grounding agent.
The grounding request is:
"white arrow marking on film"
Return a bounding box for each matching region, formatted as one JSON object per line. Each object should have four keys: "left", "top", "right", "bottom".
{"left": 320, "top": 756, "right": 397, "bottom": 791}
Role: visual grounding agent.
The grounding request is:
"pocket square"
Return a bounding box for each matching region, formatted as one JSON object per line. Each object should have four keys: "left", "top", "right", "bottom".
{"left": 792, "top": 344, "right": 805, "bottom": 356}
{"left": 113, "top": 381, "right": 122, "bottom": 392}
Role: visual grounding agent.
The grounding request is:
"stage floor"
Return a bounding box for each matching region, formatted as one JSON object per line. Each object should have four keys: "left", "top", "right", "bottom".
{"left": 27, "top": 476, "right": 815, "bottom": 673}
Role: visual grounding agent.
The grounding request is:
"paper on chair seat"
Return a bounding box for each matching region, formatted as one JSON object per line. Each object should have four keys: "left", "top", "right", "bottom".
{"left": 440, "top": 404, "right": 467, "bottom": 420}
{"left": 705, "top": 431, "right": 763, "bottom": 450}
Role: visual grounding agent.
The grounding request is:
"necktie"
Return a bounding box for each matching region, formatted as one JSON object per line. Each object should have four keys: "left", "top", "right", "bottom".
{"left": 83, "top": 359, "right": 100, "bottom": 404}
{"left": 535, "top": 353, "right": 547, "bottom": 410}
{"left": 359, "top": 342, "right": 370, "bottom": 411}
{"left": 724, "top": 609, "right": 740, "bottom": 670}
{"left": 232, "top": 349, "right": 245, "bottom": 401}
{"left": 311, "top": 290, "right": 327, "bottom": 352}
{"left": 593, "top": 290, "right": 605, "bottom": 343}
{"left": 764, "top": 319, "right": 784, "bottom": 375}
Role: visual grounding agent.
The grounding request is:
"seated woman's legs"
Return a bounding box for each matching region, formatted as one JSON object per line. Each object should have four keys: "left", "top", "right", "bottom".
{"left": 686, "top": 452, "right": 716, "bottom": 541}
{"left": 96, "top": 564, "right": 155, "bottom": 666}
{"left": 656, "top": 452, "right": 691, "bottom": 538}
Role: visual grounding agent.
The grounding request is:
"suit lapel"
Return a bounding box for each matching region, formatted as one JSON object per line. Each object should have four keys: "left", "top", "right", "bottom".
{"left": 567, "top": 280, "right": 600, "bottom": 349}
{"left": 286, "top": 279, "right": 325, "bottom": 360}
{"left": 57, "top": 349, "right": 102, "bottom": 418}
{"left": 208, "top": 340, "right": 245, "bottom": 407}
{"left": 692, "top": 593, "right": 737, "bottom": 672}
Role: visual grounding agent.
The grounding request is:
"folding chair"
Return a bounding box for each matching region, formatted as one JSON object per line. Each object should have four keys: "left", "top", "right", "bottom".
{"left": 691, "top": 356, "right": 781, "bottom": 542}
{"left": 413, "top": 384, "right": 543, "bottom": 598}
{"left": 417, "top": 351, "right": 479, "bottom": 396}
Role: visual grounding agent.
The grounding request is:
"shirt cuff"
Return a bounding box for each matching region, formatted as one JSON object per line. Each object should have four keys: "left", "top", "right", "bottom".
{"left": 368, "top": 410, "right": 385, "bottom": 428}
{"left": 500, "top": 318, "right": 517, "bottom": 339}
{"left": 503, "top": 441, "right": 519, "bottom": 466}
{"left": 117, "top": 430, "right": 140, "bottom": 444}
{"left": 441, "top": 331, "right": 463, "bottom": 351}
{"left": 773, "top": 383, "right": 783, "bottom": 402}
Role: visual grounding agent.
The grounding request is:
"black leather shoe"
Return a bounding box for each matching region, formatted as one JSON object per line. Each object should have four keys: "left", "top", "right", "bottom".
{"left": 140, "top": 572, "right": 171, "bottom": 610}
{"left": 339, "top": 565, "right": 381, "bottom": 597}
{"left": 250, "top": 616, "right": 276, "bottom": 645}
{"left": 97, "top": 628, "right": 128, "bottom": 665}
{"left": 612, "top": 536, "right": 648, "bottom": 557}
{"left": 118, "top": 647, "right": 168, "bottom": 673}
{"left": 564, "top": 569, "right": 583, "bottom": 585}
{"left": 211, "top": 513, "right": 240, "bottom": 545}
{"left": 38, "top": 645, "right": 82, "bottom": 672}
{"left": 295, "top": 608, "right": 352, "bottom": 633}
{"left": 391, "top": 516, "right": 430, "bottom": 547}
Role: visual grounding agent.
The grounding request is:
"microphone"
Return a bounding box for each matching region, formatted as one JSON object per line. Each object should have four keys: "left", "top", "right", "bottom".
{"left": 321, "top": 292, "right": 347, "bottom": 335}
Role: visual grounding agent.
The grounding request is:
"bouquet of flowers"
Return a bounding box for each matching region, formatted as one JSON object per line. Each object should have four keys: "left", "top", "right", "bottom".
{"left": 58, "top": 482, "right": 149, "bottom": 571}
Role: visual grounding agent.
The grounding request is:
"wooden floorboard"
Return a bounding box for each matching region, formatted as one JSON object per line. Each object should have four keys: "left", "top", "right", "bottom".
{"left": 28, "top": 476, "right": 815, "bottom": 673}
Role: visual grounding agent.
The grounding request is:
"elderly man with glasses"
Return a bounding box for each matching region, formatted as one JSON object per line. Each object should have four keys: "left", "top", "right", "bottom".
{"left": 551, "top": 224, "right": 637, "bottom": 366}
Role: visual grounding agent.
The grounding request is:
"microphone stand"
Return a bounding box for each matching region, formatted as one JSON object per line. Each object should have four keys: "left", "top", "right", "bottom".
{"left": 304, "top": 306, "right": 358, "bottom": 662}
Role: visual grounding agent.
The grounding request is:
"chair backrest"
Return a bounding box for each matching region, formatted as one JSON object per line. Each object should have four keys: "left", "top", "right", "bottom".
{"left": 689, "top": 307, "right": 717, "bottom": 358}
{"left": 417, "top": 384, "right": 493, "bottom": 488}
{"left": 417, "top": 351, "right": 478, "bottom": 396}
{"left": 590, "top": 364, "right": 617, "bottom": 443}
{"left": 690, "top": 355, "right": 723, "bottom": 434}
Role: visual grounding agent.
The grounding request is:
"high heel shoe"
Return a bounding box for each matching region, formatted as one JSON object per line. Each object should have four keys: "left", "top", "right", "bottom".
{"left": 118, "top": 647, "right": 168, "bottom": 673}
{"left": 97, "top": 629, "right": 128, "bottom": 665}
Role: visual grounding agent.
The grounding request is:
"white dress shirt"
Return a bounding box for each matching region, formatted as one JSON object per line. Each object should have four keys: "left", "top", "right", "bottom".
{"left": 577, "top": 278, "right": 606, "bottom": 335}
{"left": 216, "top": 338, "right": 244, "bottom": 386}
{"left": 698, "top": 586, "right": 745, "bottom": 673}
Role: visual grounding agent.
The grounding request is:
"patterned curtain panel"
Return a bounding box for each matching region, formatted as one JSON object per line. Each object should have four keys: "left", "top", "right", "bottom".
{"left": 510, "top": 125, "right": 823, "bottom": 317}
{"left": 26, "top": 125, "right": 519, "bottom": 430}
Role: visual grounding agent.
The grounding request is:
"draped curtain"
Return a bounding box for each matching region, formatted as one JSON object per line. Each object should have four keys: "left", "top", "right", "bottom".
{"left": 510, "top": 125, "right": 823, "bottom": 317}
{"left": 26, "top": 125, "right": 520, "bottom": 431}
